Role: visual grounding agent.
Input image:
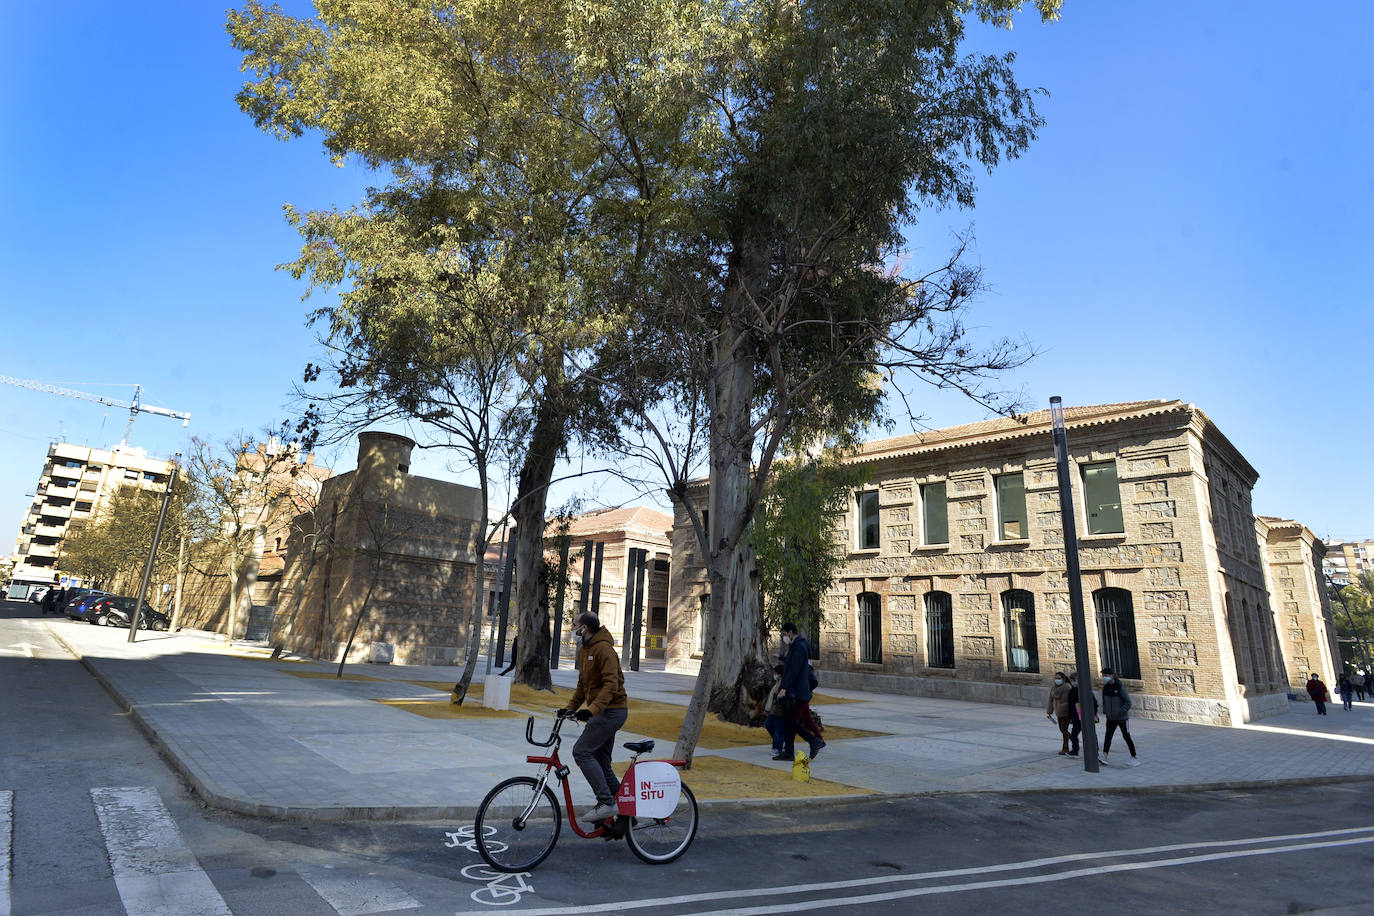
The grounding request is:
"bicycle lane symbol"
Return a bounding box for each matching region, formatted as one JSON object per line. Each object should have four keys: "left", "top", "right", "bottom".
{"left": 445, "top": 825, "right": 537, "bottom": 907}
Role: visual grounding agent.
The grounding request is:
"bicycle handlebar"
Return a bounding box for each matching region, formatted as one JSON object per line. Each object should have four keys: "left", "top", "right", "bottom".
{"left": 524, "top": 713, "right": 566, "bottom": 748}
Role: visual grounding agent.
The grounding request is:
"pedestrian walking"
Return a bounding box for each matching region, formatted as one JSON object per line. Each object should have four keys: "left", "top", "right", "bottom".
{"left": 1363, "top": 671, "right": 1372, "bottom": 703}
{"left": 762, "top": 665, "right": 788, "bottom": 758}
{"left": 40, "top": 588, "right": 57, "bottom": 615}
{"left": 777, "top": 621, "right": 826, "bottom": 760}
{"left": 1099, "top": 667, "right": 1139, "bottom": 766}
{"left": 46, "top": 587, "right": 67, "bottom": 616}
{"left": 1046, "top": 672, "right": 1073, "bottom": 755}
{"left": 1337, "top": 674, "right": 1354, "bottom": 711}
{"left": 1306, "top": 673, "right": 1330, "bottom": 715}
{"left": 1066, "top": 671, "right": 1088, "bottom": 757}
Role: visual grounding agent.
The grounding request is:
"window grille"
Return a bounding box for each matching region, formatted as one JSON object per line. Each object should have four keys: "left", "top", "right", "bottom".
{"left": 925, "top": 592, "right": 954, "bottom": 668}
{"left": 1002, "top": 589, "right": 1039, "bottom": 673}
{"left": 1093, "top": 588, "right": 1141, "bottom": 679}
{"left": 858, "top": 592, "right": 882, "bottom": 664}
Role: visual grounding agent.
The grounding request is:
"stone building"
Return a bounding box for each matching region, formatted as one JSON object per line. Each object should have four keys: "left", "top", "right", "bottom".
{"left": 1256, "top": 517, "right": 1339, "bottom": 690}
{"left": 554, "top": 507, "right": 674, "bottom": 660}
{"left": 269, "top": 432, "right": 483, "bottom": 665}
{"left": 666, "top": 400, "right": 1338, "bottom": 725}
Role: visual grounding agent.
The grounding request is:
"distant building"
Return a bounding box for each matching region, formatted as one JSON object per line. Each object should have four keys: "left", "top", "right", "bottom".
{"left": 667, "top": 400, "right": 1338, "bottom": 725}
{"left": 1322, "top": 538, "right": 1374, "bottom": 588}
{"left": 7, "top": 442, "right": 174, "bottom": 592}
{"left": 269, "top": 432, "right": 482, "bottom": 665}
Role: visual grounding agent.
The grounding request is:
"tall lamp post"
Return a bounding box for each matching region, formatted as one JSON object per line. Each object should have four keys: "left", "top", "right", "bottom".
{"left": 1050, "top": 397, "right": 1100, "bottom": 773}
{"left": 129, "top": 457, "right": 179, "bottom": 642}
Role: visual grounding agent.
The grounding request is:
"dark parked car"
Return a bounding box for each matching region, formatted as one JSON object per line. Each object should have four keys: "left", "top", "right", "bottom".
{"left": 89, "top": 596, "right": 169, "bottom": 630}
{"left": 64, "top": 591, "right": 109, "bottom": 621}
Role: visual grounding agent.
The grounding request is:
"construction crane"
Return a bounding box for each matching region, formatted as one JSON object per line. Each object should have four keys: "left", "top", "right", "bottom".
{"left": 0, "top": 375, "right": 190, "bottom": 447}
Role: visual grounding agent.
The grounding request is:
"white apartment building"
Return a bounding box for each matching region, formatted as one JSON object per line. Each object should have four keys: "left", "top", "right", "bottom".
{"left": 8, "top": 441, "right": 174, "bottom": 589}
{"left": 1323, "top": 539, "right": 1373, "bottom": 589}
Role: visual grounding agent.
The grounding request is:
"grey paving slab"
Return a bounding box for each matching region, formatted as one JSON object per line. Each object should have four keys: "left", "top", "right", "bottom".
{"left": 45, "top": 619, "right": 1374, "bottom": 821}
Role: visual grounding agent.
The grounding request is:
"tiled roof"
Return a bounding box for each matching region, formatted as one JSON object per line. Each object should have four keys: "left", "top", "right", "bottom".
{"left": 561, "top": 506, "right": 673, "bottom": 539}
{"left": 853, "top": 399, "right": 1189, "bottom": 462}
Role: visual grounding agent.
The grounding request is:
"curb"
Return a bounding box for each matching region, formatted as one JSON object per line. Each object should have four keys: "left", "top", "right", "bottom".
{"left": 47, "top": 624, "right": 1374, "bottom": 822}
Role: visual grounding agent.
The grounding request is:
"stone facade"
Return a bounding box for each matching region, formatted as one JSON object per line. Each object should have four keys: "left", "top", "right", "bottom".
{"left": 270, "top": 432, "right": 483, "bottom": 666}
{"left": 1257, "top": 517, "right": 1340, "bottom": 690}
{"left": 666, "top": 400, "right": 1334, "bottom": 726}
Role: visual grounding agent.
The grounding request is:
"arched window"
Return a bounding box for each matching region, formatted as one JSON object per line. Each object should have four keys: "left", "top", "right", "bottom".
{"left": 925, "top": 591, "right": 954, "bottom": 668}
{"left": 1002, "top": 589, "right": 1039, "bottom": 673}
{"left": 1093, "top": 588, "right": 1141, "bottom": 679}
{"left": 858, "top": 592, "right": 882, "bottom": 664}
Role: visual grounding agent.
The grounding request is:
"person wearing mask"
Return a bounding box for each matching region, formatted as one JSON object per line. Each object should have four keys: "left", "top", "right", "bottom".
{"left": 1099, "top": 667, "right": 1139, "bottom": 766}
{"left": 1337, "top": 673, "right": 1354, "bottom": 711}
{"left": 777, "top": 621, "right": 826, "bottom": 760}
{"left": 1065, "top": 671, "right": 1090, "bottom": 758}
{"left": 1046, "top": 672, "right": 1073, "bottom": 755}
{"left": 559, "top": 612, "right": 629, "bottom": 823}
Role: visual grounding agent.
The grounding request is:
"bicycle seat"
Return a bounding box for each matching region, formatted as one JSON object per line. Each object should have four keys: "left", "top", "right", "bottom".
{"left": 623, "top": 739, "right": 655, "bottom": 754}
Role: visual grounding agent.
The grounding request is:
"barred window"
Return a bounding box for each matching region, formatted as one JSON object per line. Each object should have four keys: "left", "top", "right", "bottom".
{"left": 696, "top": 594, "right": 709, "bottom": 653}
{"left": 925, "top": 591, "right": 954, "bottom": 668}
{"left": 1093, "top": 588, "right": 1141, "bottom": 679}
{"left": 858, "top": 592, "right": 882, "bottom": 664}
{"left": 1002, "top": 589, "right": 1039, "bottom": 673}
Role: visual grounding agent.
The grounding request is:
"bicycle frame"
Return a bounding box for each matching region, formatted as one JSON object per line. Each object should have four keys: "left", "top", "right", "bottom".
{"left": 522, "top": 714, "right": 687, "bottom": 839}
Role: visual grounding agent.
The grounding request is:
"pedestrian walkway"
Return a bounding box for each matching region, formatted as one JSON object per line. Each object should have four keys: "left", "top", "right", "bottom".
{"left": 44, "top": 619, "right": 1374, "bottom": 821}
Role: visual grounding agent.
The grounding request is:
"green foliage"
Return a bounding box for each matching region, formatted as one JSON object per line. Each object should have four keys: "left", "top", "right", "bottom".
{"left": 1333, "top": 573, "right": 1374, "bottom": 667}
{"left": 60, "top": 482, "right": 187, "bottom": 595}
{"left": 750, "top": 450, "right": 869, "bottom": 635}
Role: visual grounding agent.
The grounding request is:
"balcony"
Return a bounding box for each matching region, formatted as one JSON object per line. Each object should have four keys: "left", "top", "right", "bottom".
{"left": 34, "top": 523, "right": 65, "bottom": 538}
{"left": 49, "top": 464, "right": 82, "bottom": 481}
{"left": 24, "top": 542, "right": 59, "bottom": 558}
{"left": 42, "top": 504, "right": 73, "bottom": 519}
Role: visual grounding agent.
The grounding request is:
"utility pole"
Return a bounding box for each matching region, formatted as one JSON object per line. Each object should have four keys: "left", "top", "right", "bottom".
{"left": 129, "top": 458, "right": 179, "bottom": 642}
{"left": 1050, "top": 398, "right": 1100, "bottom": 773}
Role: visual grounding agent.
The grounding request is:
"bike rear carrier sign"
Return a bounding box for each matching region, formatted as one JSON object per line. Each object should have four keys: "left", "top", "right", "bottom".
{"left": 617, "top": 760, "right": 681, "bottom": 818}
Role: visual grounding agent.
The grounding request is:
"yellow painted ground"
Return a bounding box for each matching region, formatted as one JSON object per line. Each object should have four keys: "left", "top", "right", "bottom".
{"left": 281, "top": 670, "right": 384, "bottom": 682}
{"left": 372, "top": 699, "right": 525, "bottom": 720}
{"left": 630, "top": 755, "right": 866, "bottom": 798}
{"left": 669, "top": 688, "right": 864, "bottom": 705}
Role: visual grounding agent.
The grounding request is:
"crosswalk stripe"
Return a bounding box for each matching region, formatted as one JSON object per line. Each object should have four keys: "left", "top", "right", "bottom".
{"left": 292, "top": 863, "right": 422, "bottom": 916}
{"left": 90, "top": 786, "right": 231, "bottom": 916}
{"left": 1, "top": 790, "right": 12, "bottom": 916}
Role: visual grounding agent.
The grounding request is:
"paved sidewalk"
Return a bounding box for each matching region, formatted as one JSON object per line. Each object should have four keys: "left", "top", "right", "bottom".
{"left": 45, "top": 619, "right": 1374, "bottom": 821}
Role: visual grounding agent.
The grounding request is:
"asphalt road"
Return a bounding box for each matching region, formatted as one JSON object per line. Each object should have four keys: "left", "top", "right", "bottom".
{"left": 3, "top": 598, "right": 1372, "bottom": 915}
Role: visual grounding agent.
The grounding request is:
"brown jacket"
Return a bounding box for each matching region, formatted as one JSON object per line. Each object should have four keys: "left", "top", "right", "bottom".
{"left": 566, "top": 626, "right": 628, "bottom": 716}
{"left": 1047, "top": 681, "right": 1072, "bottom": 717}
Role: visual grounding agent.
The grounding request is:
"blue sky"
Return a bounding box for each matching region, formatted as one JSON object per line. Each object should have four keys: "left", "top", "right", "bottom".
{"left": 2, "top": 1, "right": 1371, "bottom": 550}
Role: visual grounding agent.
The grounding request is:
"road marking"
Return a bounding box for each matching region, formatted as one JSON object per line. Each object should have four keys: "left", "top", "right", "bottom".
{"left": 1, "top": 790, "right": 12, "bottom": 916}
{"left": 451, "top": 824, "right": 1374, "bottom": 915}
{"left": 3, "top": 643, "right": 35, "bottom": 658}
{"left": 90, "top": 786, "right": 231, "bottom": 916}
{"left": 293, "top": 863, "right": 422, "bottom": 915}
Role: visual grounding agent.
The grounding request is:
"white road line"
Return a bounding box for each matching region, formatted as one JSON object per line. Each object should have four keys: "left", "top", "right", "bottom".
{"left": 1, "top": 790, "right": 12, "bottom": 916}
{"left": 452, "top": 824, "right": 1374, "bottom": 915}
{"left": 698, "top": 835, "right": 1374, "bottom": 915}
{"left": 293, "top": 863, "right": 422, "bottom": 916}
{"left": 90, "top": 786, "right": 231, "bottom": 916}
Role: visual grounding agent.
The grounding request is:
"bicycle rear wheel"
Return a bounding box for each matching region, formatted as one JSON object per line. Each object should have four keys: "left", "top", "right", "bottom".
{"left": 474, "top": 777, "right": 561, "bottom": 873}
{"left": 625, "top": 781, "right": 698, "bottom": 864}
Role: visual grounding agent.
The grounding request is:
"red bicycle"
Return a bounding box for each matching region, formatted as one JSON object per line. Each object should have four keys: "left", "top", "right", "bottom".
{"left": 474, "top": 710, "right": 699, "bottom": 871}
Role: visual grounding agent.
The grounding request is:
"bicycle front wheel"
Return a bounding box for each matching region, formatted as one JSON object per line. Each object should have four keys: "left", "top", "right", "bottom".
{"left": 474, "top": 777, "right": 562, "bottom": 873}
{"left": 625, "top": 781, "right": 698, "bottom": 864}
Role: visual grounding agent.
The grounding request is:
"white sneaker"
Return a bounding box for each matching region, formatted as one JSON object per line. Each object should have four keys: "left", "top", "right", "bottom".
{"left": 581, "top": 802, "right": 618, "bottom": 822}
{"left": 1125, "top": 756, "right": 1141, "bottom": 767}
{"left": 1099, "top": 753, "right": 1110, "bottom": 765}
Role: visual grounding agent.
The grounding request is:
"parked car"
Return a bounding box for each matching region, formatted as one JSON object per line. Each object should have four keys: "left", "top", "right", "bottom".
{"left": 27, "top": 585, "right": 50, "bottom": 604}
{"left": 89, "top": 596, "right": 169, "bottom": 631}
{"left": 64, "top": 591, "right": 109, "bottom": 621}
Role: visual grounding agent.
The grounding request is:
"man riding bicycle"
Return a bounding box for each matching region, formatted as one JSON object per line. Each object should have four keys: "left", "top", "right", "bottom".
{"left": 560, "top": 611, "right": 629, "bottom": 823}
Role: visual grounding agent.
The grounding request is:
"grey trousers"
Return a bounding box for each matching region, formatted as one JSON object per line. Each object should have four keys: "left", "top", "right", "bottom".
{"left": 572, "top": 707, "right": 628, "bottom": 805}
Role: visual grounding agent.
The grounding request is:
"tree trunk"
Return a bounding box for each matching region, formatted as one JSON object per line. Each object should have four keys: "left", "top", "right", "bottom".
{"left": 674, "top": 295, "right": 765, "bottom": 763}
{"left": 509, "top": 395, "right": 568, "bottom": 691}
{"left": 451, "top": 469, "right": 491, "bottom": 705}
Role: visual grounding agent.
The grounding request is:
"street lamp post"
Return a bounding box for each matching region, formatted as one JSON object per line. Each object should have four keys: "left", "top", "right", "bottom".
{"left": 129, "top": 458, "right": 179, "bottom": 642}
{"left": 1050, "top": 397, "right": 1100, "bottom": 773}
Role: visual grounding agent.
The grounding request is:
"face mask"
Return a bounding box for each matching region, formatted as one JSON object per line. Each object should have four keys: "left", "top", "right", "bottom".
{"left": 574, "top": 628, "right": 585, "bottom": 647}
{"left": 1103, "top": 675, "right": 1112, "bottom": 683}
{"left": 781, "top": 635, "right": 793, "bottom": 646}
{"left": 1054, "top": 679, "right": 1063, "bottom": 686}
